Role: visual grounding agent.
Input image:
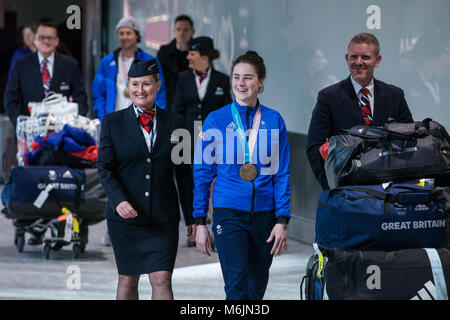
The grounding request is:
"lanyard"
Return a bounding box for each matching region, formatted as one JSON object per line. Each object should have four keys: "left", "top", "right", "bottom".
{"left": 231, "top": 101, "right": 261, "bottom": 164}
{"left": 119, "top": 52, "right": 133, "bottom": 85}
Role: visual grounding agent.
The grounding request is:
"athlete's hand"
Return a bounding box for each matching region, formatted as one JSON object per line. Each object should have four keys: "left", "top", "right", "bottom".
{"left": 267, "top": 223, "right": 288, "bottom": 256}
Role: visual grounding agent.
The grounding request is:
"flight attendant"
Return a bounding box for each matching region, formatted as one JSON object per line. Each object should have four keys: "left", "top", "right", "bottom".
{"left": 173, "top": 36, "right": 232, "bottom": 246}
{"left": 97, "top": 59, "right": 194, "bottom": 300}
{"left": 173, "top": 36, "right": 232, "bottom": 154}
{"left": 193, "top": 51, "right": 291, "bottom": 300}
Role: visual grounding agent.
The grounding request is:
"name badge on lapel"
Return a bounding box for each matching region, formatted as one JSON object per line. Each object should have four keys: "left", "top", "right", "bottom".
{"left": 170, "top": 134, "right": 180, "bottom": 144}
{"left": 215, "top": 87, "right": 224, "bottom": 96}
{"left": 59, "top": 82, "right": 70, "bottom": 91}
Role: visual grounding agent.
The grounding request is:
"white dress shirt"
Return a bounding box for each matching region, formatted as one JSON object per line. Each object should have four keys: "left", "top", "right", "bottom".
{"left": 115, "top": 53, "right": 134, "bottom": 111}
{"left": 193, "top": 67, "right": 212, "bottom": 101}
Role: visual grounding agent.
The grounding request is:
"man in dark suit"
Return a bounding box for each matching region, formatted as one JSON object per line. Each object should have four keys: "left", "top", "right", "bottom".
{"left": 307, "top": 32, "right": 413, "bottom": 190}
{"left": 157, "top": 15, "right": 195, "bottom": 111}
{"left": 4, "top": 20, "right": 88, "bottom": 127}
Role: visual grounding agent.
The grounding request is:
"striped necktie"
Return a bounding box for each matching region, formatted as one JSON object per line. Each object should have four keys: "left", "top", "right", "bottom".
{"left": 41, "top": 58, "right": 51, "bottom": 94}
{"left": 138, "top": 108, "right": 156, "bottom": 133}
{"left": 359, "top": 87, "right": 373, "bottom": 126}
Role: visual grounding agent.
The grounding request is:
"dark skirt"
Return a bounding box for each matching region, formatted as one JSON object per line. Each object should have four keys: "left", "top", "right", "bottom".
{"left": 107, "top": 220, "right": 179, "bottom": 275}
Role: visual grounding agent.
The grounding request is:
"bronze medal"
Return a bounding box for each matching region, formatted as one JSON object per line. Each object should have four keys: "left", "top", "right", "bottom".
{"left": 123, "top": 86, "right": 130, "bottom": 98}
{"left": 239, "top": 163, "right": 257, "bottom": 181}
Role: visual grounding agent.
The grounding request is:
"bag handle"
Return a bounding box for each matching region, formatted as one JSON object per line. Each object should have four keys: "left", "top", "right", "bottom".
{"left": 343, "top": 185, "right": 433, "bottom": 204}
{"left": 333, "top": 186, "right": 390, "bottom": 201}
{"left": 341, "top": 124, "right": 427, "bottom": 142}
{"left": 43, "top": 93, "right": 65, "bottom": 105}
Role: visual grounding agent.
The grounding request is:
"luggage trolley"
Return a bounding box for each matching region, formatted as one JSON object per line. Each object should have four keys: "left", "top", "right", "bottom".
{"left": 1, "top": 108, "right": 105, "bottom": 259}
{"left": 2, "top": 166, "right": 105, "bottom": 259}
{"left": 34, "top": 175, "right": 87, "bottom": 259}
{"left": 42, "top": 206, "right": 85, "bottom": 259}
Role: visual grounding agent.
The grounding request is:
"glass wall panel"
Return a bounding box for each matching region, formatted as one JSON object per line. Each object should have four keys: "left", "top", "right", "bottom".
{"left": 109, "top": 0, "right": 450, "bottom": 134}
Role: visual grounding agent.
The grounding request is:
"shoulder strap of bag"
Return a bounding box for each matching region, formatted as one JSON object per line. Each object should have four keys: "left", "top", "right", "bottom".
{"left": 330, "top": 185, "right": 435, "bottom": 213}
{"left": 331, "top": 186, "right": 389, "bottom": 200}
{"left": 422, "top": 248, "right": 448, "bottom": 300}
{"left": 327, "top": 186, "right": 391, "bottom": 212}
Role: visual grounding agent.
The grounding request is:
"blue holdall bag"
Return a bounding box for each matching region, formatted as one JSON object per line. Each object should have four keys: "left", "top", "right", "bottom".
{"left": 315, "top": 183, "right": 450, "bottom": 250}
{"left": 1, "top": 166, "right": 106, "bottom": 220}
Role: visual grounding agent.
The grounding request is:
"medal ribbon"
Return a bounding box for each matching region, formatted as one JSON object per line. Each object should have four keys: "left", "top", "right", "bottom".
{"left": 119, "top": 52, "right": 133, "bottom": 93}
{"left": 231, "top": 101, "right": 261, "bottom": 164}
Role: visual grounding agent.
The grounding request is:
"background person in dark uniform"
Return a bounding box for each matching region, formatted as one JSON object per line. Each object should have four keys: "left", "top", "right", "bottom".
{"left": 4, "top": 20, "right": 88, "bottom": 128}
{"left": 306, "top": 32, "right": 413, "bottom": 190}
{"left": 173, "top": 36, "right": 232, "bottom": 246}
{"left": 173, "top": 36, "right": 232, "bottom": 142}
{"left": 157, "top": 15, "right": 195, "bottom": 111}
{"left": 97, "top": 59, "right": 194, "bottom": 300}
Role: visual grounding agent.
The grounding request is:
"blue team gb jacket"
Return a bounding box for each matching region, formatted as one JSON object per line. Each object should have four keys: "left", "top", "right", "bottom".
{"left": 92, "top": 48, "right": 167, "bottom": 122}
{"left": 193, "top": 101, "right": 291, "bottom": 221}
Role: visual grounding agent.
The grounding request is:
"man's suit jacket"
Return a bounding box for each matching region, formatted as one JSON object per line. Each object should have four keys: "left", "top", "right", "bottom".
{"left": 157, "top": 39, "right": 189, "bottom": 111}
{"left": 173, "top": 68, "right": 232, "bottom": 142}
{"left": 306, "top": 76, "right": 414, "bottom": 190}
{"left": 4, "top": 52, "right": 88, "bottom": 127}
{"left": 96, "top": 105, "right": 194, "bottom": 225}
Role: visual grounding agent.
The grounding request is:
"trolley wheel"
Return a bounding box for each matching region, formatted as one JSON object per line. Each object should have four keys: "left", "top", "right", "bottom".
{"left": 80, "top": 236, "right": 87, "bottom": 253}
{"left": 16, "top": 235, "right": 25, "bottom": 253}
{"left": 43, "top": 244, "right": 51, "bottom": 259}
{"left": 72, "top": 244, "right": 81, "bottom": 259}
{"left": 79, "top": 224, "right": 88, "bottom": 253}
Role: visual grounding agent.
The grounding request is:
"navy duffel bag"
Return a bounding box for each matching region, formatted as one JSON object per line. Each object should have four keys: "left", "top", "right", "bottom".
{"left": 315, "top": 183, "right": 450, "bottom": 250}
{"left": 1, "top": 166, "right": 106, "bottom": 220}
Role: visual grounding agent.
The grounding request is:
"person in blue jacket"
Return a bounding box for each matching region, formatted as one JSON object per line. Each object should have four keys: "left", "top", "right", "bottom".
{"left": 8, "top": 25, "right": 36, "bottom": 78}
{"left": 193, "top": 51, "right": 291, "bottom": 300}
{"left": 92, "top": 16, "right": 166, "bottom": 122}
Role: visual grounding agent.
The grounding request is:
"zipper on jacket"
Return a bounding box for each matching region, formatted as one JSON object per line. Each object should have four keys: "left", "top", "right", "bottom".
{"left": 246, "top": 107, "right": 256, "bottom": 214}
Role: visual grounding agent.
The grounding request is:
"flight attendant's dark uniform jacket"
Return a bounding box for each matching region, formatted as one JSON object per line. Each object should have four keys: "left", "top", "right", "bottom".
{"left": 96, "top": 104, "right": 194, "bottom": 226}
{"left": 173, "top": 68, "right": 232, "bottom": 142}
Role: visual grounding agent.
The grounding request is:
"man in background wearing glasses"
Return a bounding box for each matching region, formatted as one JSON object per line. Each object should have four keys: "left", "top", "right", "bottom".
{"left": 3, "top": 20, "right": 89, "bottom": 247}
{"left": 4, "top": 20, "right": 88, "bottom": 128}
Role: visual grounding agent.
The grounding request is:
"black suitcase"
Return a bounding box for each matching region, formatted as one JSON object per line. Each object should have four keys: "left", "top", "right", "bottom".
{"left": 325, "top": 119, "right": 450, "bottom": 188}
{"left": 323, "top": 247, "right": 450, "bottom": 300}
